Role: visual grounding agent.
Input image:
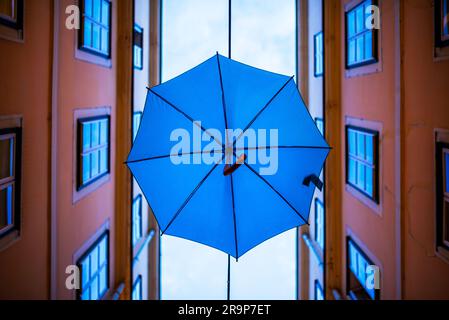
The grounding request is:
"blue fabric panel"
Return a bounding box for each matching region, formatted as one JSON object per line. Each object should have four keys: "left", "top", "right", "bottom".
{"left": 127, "top": 156, "right": 216, "bottom": 231}
{"left": 232, "top": 165, "right": 306, "bottom": 257}
{"left": 245, "top": 148, "right": 329, "bottom": 223}
{"left": 127, "top": 90, "right": 221, "bottom": 162}
{"left": 241, "top": 80, "right": 329, "bottom": 149}
{"left": 218, "top": 54, "right": 291, "bottom": 132}
{"left": 165, "top": 163, "right": 237, "bottom": 258}
{"left": 152, "top": 56, "right": 226, "bottom": 135}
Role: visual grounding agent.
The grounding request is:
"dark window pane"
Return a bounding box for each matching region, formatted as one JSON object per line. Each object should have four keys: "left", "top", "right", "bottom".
{"left": 445, "top": 151, "right": 449, "bottom": 192}
{"left": 0, "top": 185, "right": 13, "bottom": 231}
{"left": 366, "top": 134, "right": 374, "bottom": 164}
{"left": 0, "top": 137, "right": 13, "bottom": 180}
{"left": 82, "top": 123, "right": 91, "bottom": 151}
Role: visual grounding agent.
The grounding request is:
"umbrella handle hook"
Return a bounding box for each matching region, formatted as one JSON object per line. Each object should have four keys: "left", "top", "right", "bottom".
{"left": 223, "top": 154, "right": 247, "bottom": 176}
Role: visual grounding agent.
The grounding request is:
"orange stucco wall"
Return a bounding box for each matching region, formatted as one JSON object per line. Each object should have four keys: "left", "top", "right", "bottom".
{"left": 0, "top": 0, "right": 52, "bottom": 299}
{"left": 402, "top": 0, "right": 449, "bottom": 299}
{"left": 54, "top": 0, "right": 117, "bottom": 299}
{"left": 340, "top": 0, "right": 399, "bottom": 299}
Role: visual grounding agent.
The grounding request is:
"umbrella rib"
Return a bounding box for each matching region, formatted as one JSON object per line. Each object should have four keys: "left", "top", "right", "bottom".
{"left": 243, "top": 163, "right": 309, "bottom": 226}
{"left": 229, "top": 174, "right": 239, "bottom": 260}
{"left": 161, "top": 161, "right": 222, "bottom": 235}
{"left": 125, "top": 150, "right": 224, "bottom": 165}
{"left": 235, "top": 145, "right": 331, "bottom": 151}
{"left": 149, "top": 89, "right": 224, "bottom": 147}
{"left": 217, "top": 54, "right": 239, "bottom": 257}
{"left": 232, "top": 76, "right": 294, "bottom": 147}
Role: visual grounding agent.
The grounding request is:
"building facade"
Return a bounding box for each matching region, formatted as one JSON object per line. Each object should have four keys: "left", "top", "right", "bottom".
{"left": 0, "top": 0, "right": 448, "bottom": 300}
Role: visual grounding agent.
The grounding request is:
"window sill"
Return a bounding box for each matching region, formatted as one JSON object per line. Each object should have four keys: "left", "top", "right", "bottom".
{"left": 436, "top": 246, "right": 449, "bottom": 265}
{"left": 434, "top": 45, "right": 449, "bottom": 61}
{"left": 0, "top": 229, "right": 20, "bottom": 253}
{"left": 0, "top": 23, "right": 24, "bottom": 42}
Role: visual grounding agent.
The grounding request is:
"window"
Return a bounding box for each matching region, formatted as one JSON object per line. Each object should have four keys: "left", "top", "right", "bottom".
{"left": 132, "top": 194, "right": 142, "bottom": 246}
{"left": 436, "top": 0, "right": 449, "bottom": 47}
{"left": 0, "top": 0, "right": 23, "bottom": 29}
{"left": 79, "top": 0, "right": 111, "bottom": 58}
{"left": 132, "top": 275, "right": 143, "bottom": 300}
{"left": 314, "top": 280, "right": 324, "bottom": 300}
{"left": 134, "top": 24, "right": 143, "bottom": 70}
{"left": 77, "top": 231, "right": 109, "bottom": 300}
{"left": 315, "top": 199, "right": 324, "bottom": 250}
{"left": 345, "top": 0, "right": 378, "bottom": 69}
{"left": 133, "top": 111, "right": 143, "bottom": 142}
{"left": 347, "top": 237, "right": 379, "bottom": 300}
{"left": 315, "top": 118, "right": 324, "bottom": 136}
{"left": 436, "top": 141, "right": 449, "bottom": 252}
{"left": 77, "top": 116, "right": 110, "bottom": 190}
{"left": 314, "top": 32, "right": 324, "bottom": 77}
{"left": 0, "top": 128, "right": 21, "bottom": 239}
{"left": 346, "top": 126, "right": 379, "bottom": 202}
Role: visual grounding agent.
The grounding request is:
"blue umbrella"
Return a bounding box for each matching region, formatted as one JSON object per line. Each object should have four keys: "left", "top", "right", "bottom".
{"left": 127, "top": 53, "right": 330, "bottom": 296}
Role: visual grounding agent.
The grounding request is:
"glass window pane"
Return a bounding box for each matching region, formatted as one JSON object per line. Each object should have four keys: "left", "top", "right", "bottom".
{"left": 99, "top": 267, "right": 107, "bottom": 295}
{"left": 99, "top": 148, "right": 108, "bottom": 174}
{"left": 99, "top": 237, "right": 106, "bottom": 265}
{"left": 101, "top": 29, "right": 109, "bottom": 54}
{"left": 364, "top": 31, "right": 373, "bottom": 60}
{"left": 0, "top": 185, "right": 13, "bottom": 230}
{"left": 90, "top": 248, "right": 99, "bottom": 277}
{"left": 347, "top": 11, "right": 355, "bottom": 37}
{"left": 365, "top": 134, "right": 374, "bottom": 164}
{"left": 349, "top": 244, "right": 358, "bottom": 274}
{"left": 356, "top": 36, "right": 364, "bottom": 62}
{"left": 356, "top": 5, "right": 364, "bottom": 33}
{"left": 357, "top": 162, "right": 365, "bottom": 189}
{"left": 357, "top": 256, "right": 367, "bottom": 284}
{"left": 445, "top": 151, "right": 449, "bottom": 193}
{"left": 357, "top": 132, "right": 366, "bottom": 158}
{"left": 93, "top": 24, "right": 101, "bottom": 50}
{"left": 348, "top": 39, "right": 356, "bottom": 65}
{"left": 348, "top": 129, "right": 357, "bottom": 155}
{"left": 82, "top": 123, "right": 91, "bottom": 151}
{"left": 81, "top": 287, "right": 90, "bottom": 300}
{"left": 82, "top": 154, "right": 91, "bottom": 183}
{"left": 366, "top": 166, "right": 373, "bottom": 196}
{"left": 91, "top": 122, "right": 99, "bottom": 147}
{"left": 0, "top": 136, "right": 13, "bottom": 180}
{"left": 101, "top": 0, "right": 110, "bottom": 25}
{"left": 83, "top": 20, "right": 92, "bottom": 48}
{"left": 100, "top": 120, "right": 108, "bottom": 145}
{"left": 91, "top": 150, "right": 99, "bottom": 177}
{"left": 93, "top": 0, "right": 101, "bottom": 21}
{"left": 349, "top": 158, "right": 357, "bottom": 185}
{"left": 84, "top": 0, "right": 93, "bottom": 17}
{"left": 90, "top": 276, "right": 99, "bottom": 300}
{"left": 81, "top": 258, "right": 90, "bottom": 287}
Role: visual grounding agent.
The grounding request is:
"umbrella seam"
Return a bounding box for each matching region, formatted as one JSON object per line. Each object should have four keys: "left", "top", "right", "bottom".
{"left": 242, "top": 162, "right": 309, "bottom": 226}
{"left": 149, "top": 89, "right": 224, "bottom": 148}
{"left": 161, "top": 158, "right": 223, "bottom": 235}
{"left": 232, "top": 76, "right": 295, "bottom": 147}
{"left": 216, "top": 53, "right": 239, "bottom": 259}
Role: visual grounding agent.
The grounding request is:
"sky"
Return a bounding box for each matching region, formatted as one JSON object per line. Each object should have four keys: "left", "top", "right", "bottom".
{"left": 160, "top": 0, "right": 297, "bottom": 300}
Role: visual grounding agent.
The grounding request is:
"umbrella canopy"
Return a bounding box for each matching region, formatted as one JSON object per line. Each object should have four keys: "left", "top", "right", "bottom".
{"left": 127, "top": 53, "right": 330, "bottom": 260}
